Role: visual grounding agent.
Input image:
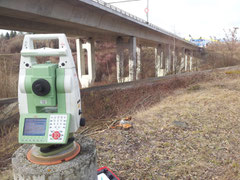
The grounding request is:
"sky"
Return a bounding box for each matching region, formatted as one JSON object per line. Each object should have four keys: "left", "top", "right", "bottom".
{"left": 1, "top": 0, "right": 240, "bottom": 39}
{"left": 103, "top": 0, "right": 240, "bottom": 39}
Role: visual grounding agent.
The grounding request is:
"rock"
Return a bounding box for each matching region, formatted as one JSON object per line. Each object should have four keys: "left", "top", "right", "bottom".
{"left": 172, "top": 121, "right": 188, "bottom": 129}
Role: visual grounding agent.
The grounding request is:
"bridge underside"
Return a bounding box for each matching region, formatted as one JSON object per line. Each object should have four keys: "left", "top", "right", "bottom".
{"left": 0, "top": 0, "right": 196, "bottom": 49}
{"left": 0, "top": 9, "right": 117, "bottom": 40}
{"left": 0, "top": 0, "right": 201, "bottom": 88}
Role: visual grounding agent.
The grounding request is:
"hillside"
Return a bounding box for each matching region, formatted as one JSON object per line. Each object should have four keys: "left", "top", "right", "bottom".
{"left": 93, "top": 69, "right": 240, "bottom": 179}
{"left": 2, "top": 66, "right": 240, "bottom": 179}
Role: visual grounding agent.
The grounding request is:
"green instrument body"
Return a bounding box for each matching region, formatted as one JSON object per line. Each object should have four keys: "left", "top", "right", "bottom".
{"left": 19, "top": 63, "right": 70, "bottom": 144}
{"left": 18, "top": 34, "right": 82, "bottom": 147}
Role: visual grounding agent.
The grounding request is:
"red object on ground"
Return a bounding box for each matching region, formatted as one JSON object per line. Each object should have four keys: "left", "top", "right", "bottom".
{"left": 97, "top": 166, "right": 120, "bottom": 180}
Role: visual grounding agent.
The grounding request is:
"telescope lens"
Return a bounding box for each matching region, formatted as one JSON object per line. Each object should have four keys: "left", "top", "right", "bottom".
{"left": 32, "top": 79, "right": 51, "bottom": 96}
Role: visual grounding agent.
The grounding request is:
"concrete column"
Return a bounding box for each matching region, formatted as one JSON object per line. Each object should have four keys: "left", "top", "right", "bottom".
{"left": 155, "top": 45, "right": 160, "bottom": 76}
{"left": 83, "top": 38, "right": 95, "bottom": 81}
{"left": 196, "top": 55, "right": 199, "bottom": 71}
{"left": 172, "top": 48, "right": 178, "bottom": 74}
{"left": 116, "top": 36, "right": 137, "bottom": 82}
{"left": 116, "top": 37, "right": 124, "bottom": 83}
{"left": 165, "top": 44, "right": 172, "bottom": 74}
{"left": 160, "top": 45, "right": 164, "bottom": 69}
{"left": 76, "top": 38, "right": 85, "bottom": 78}
{"left": 12, "top": 136, "right": 97, "bottom": 180}
{"left": 76, "top": 38, "right": 96, "bottom": 88}
{"left": 174, "top": 47, "right": 179, "bottom": 74}
{"left": 155, "top": 44, "right": 164, "bottom": 77}
{"left": 136, "top": 45, "right": 141, "bottom": 80}
{"left": 185, "top": 50, "right": 188, "bottom": 72}
{"left": 128, "top": 36, "right": 137, "bottom": 81}
{"left": 195, "top": 51, "right": 200, "bottom": 71}
{"left": 189, "top": 50, "right": 193, "bottom": 71}
{"left": 172, "top": 50, "right": 175, "bottom": 74}
{"left": 174, "top": 48, "right": 179, "bottom": 73}
{"left": 179, "top": 47, "right": 185, "bottom": 73}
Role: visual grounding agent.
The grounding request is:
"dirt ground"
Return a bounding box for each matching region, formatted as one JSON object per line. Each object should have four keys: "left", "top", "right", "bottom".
{"left": 2, "top": 68, "right": 240, "bottom": 179}
{"left": 92, "top": 70, "right": 240, "bottom": 179}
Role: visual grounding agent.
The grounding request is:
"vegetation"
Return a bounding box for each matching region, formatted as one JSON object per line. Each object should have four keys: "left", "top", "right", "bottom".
{"left": 90, "top": 69, "right": 240, "bottom": 179}
{"left": 0, "top": 28, "right": 240, "bottom": 98}
{"left": 0, "top": 63, "right": 212, "bottom": 179}
{"left": 203, "top": 28, "right": 240, "bottom": 69}
{"left": 1, "top": 29, "right": 240, "bottom": 179}
{"left": 2, "top": 66, "right": 240, "bottom": 179}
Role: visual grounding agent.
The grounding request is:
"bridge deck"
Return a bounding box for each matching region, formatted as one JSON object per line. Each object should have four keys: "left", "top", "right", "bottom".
{"left": 0, "top": 0, "right": 197, "bottom": 49}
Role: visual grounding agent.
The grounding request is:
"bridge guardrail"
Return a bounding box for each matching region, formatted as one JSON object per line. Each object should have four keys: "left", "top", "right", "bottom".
{"left": 89, "top": 0, "right": 196, "bottom": 46}
{"left": 92, "top": 0, "right": 159, "bottom": 29}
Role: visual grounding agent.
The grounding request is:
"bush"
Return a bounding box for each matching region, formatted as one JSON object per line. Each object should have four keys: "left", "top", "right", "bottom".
{"left": 203, "top": 28, "right": 240, "bottom": 69}
{"left": 0, "top": 54, "right": 19, "bottom": 98}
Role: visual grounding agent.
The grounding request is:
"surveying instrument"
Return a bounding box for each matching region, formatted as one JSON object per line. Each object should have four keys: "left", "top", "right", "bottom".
{"left": 18, "top": 34, "right": 85, "bottom": 165}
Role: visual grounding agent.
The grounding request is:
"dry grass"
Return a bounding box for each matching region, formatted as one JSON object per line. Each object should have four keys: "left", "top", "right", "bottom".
{"left": 0, "top": 127, "right": 19, "bottom": 179}
{"left": 0, "top": 54, "right": 19, "bottom": 98}
{"left": 90, "top": 71, "right": 240, "bottom": 179}
{"left": 0, "top": 167, "right": 13, "bottom": 180}
{"left": 225, "top": 70, "right": 240, "bottom": 74}
{"left": 2, "top": 68, "right": 240, "bottom": 179}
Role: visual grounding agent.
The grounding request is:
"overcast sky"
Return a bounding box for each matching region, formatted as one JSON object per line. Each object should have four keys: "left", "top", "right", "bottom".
{"left": 1, "top": 0, "right": 240, "bottom": 39}
{"left": 104, "top": 0, "right": 240, "bottom": 39}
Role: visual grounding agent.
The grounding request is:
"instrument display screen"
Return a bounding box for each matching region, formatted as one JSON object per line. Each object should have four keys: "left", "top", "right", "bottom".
{"left": 23, "top": 118, "right": 47, "bottom": 136}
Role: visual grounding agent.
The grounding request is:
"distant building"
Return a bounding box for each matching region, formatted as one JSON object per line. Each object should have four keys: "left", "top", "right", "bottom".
{"left": 185, "top": 37, "right": 219, "bottom": 47}
{"left": 190, "top": 38, "right": 209, "bottom": 47}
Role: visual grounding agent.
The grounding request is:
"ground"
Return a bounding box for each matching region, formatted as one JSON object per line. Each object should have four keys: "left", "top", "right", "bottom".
{"left": 1, "top": 68, "right": 240, "bottom": 179}
{"left": 92, "top": 70, "right": 240, "bottom": 179}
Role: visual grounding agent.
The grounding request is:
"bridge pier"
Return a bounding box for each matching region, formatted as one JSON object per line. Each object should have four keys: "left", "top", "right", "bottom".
{"left": 76, "top": 38, "right": 96, "bottom": 88}
{"left": 185, "top": 50, "right": 188, "bottom": 72}
{"left": 136, "top": 45, "right": 141, "bottom": 80}
{"left": 161, "top": 45, "right": 165, "bottom": 75}
{"left": 165, "top": 44, "right": 172, "bottom": 74}
{"left": 76, "top": 39, "right": 85, "bottom": 78}
{"left": 173, "top": 47, "right": 178, "bottom": 74}
{"left": 155, "top": 44, "right": 165, "bottom": 77}
{"left": 189, "top": 50, "right": 193, "bottom": 71}
{"left": 116, "top": 37, "right": 124, "bottom": 83}
{"left": 179, "top": 47, "right": 185, "bottom": 73}
{"left": 129, "top": 36, "right": 137, "bottom": 81}
{"left": 116, "top": 36, "right": 137, "bottom": 83}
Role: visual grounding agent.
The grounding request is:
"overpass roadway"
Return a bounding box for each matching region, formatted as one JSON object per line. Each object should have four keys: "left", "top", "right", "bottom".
{"left": 0, "top": 0, "right": 197, "bottom": 49}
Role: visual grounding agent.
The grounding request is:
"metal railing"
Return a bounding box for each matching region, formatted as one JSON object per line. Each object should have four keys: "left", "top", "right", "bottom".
{"left": 90, "top": 0, "right": 182, "bottom": 39}
{"left": 80, "top": 0, "right": 196, "bottom": 46}
{"left": 91, "top": 0, "right": 161, "bottom": 29}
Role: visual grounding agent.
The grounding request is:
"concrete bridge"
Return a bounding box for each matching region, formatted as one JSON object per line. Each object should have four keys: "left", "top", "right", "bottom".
{"left": 0, "top": 0, "right": 199, "bottom": 87}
